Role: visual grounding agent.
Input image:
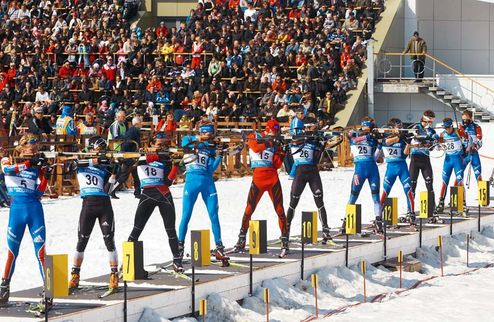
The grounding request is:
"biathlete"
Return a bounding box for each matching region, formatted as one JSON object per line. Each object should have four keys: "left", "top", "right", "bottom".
{"left": 347, "top": 117, "right": 383, "bottom": 232}
{"left": 0, "top": 134, "right": 51, "bottom": 309}
{"left": 127, "top": 133, "right": 182, "bottom": 272}
{"left": 287, "top": 120, "right": 331, "bottom": 243}
{"left": 458, "top": 110, "right": 483, "bottom": 190}
{"left": 380, "top": 118, "right": 415, "bottom": 223}
{"left": 409, "top": 110, "right": 438, "bottom": 216}
{"left": 178, "top": 122, "right": 229, "bottom": 266}
{"left": 233, "top": 119, "right": 289, "bottom": 256}
{"left": 436, "top": 118, "right": 466, "bottom": 214}
{"left": 68, "top": 136, "right": 119, "bottom": 294}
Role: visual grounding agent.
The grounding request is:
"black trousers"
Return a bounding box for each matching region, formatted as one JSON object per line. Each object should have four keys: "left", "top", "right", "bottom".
{"left": 409, "top": 154, "right": 435, "bottom": 205}
{"left": 412, "top": 58, "right": 425, "bottom": 79}
{"left": 77, "top": 196, "right": 116, "bottom": 252}
{"left": 128, "top": 188, "right": 179, "bottom": 258}
{"left": 286, "top": 164, "right": 328, "bottom": 232}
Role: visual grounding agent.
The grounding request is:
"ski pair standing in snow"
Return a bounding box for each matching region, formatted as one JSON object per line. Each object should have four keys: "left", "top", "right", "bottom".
{"left": 347, "top": 117, "right": 383, "bottom": 232}
{"left": 178, "top": 121, "right": 230, "bottom": 266}
{"left": 0, "top": 134, "right": 52, "bottom": 308}
{"left": 233, "top": 119, "right": 289, "bottom": 257}
{"left": 68, "top": 136, "right": 120, "bottom": 294}
{"left": 380, "top": 118, "right": 415, "bottom": 223}
{"left": 127, "top": 133, "right": 183, "bottom": 272}
{"left": 436, "top": 118, "right": 466, "bottom": 214}
{"left": 286, "top": 113, "right": 332, "bottom": 243}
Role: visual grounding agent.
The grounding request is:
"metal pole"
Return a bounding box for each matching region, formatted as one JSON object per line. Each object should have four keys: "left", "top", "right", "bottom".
{"left": 191, "top": 266, "right": 195, "bottom": 317}
{"left": 467, "top": 234, "right": 470, "bottom": 268}
{"left": 383, "top": 222, "right": 387, "bottom": 259}
{"left": 249, "top": 254, "right": 253, "bottom": 296}
{"left": 399, "top": 54, "right": 402, "bottom": 80}
{"left": 478, "top": 204, "right": 481, "bottom": 233}
{"left": 419, "top": 218, "right": 423, "bottom": 248}
{"left": 345, "top": 234, "right": 349, "bottom": 267}
{"left": 124, "top": 281, "right": 127, "bottom": 322}
{"left": 367, "top": 40, "right": 375, "bottom": 118}
{"left": 450, "top": 211, "right": 453, "bottom": 236}
{"left": 301, "top": 241, "right": 305, "bottom": 280}
{"left": 44, "top": 291, "right": 48, "bottom": 322}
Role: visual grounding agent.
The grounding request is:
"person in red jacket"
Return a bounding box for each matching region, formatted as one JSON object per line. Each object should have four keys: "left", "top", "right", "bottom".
{"left": 233, "top": 119, "right": 289, "bottom": 257}
{"left": 155, "top": 21, "right": 169, "bottom": 39}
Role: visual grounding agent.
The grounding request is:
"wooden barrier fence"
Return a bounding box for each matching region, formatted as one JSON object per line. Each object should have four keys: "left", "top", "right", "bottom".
{"left": 0, "top": 122, "right": 354, "bottom": 196}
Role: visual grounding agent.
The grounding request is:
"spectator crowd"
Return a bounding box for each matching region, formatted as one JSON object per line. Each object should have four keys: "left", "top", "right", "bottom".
{"left": 0, "top": 0, "right": 383, "bottom": 137}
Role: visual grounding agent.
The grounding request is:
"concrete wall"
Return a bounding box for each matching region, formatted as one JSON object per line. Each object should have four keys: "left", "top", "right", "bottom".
{"left": 404, "top": 0, "right": 494, "bottom": 74}
{"left": 374, "top": 92, "right": 456, "bottom": 124}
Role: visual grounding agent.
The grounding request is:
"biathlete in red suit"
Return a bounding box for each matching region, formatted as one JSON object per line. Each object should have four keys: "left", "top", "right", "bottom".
{"left": 233, "top": 120, "right": 289, "bottom": 255}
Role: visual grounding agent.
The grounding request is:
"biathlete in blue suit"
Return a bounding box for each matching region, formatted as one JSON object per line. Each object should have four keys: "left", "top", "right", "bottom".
{"left": 0, "top": 135, "right": 51, "bottom": 305}
{"left": 379, "top": 118, "right": 415, "bottom": 223}
{"left": 347, "top": 117, "right": 383, "bottom": 232}
{"left": 458, "top": 110, "right": 483, "bottom": 187}
{"left": 178, "top": 122, "right": 229, "bottom": 266}
{"left": 436, "top": 118, "right": 466, "bottom": 213}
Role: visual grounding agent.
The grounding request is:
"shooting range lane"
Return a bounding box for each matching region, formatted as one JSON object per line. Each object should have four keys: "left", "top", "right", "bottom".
{"left": 0, "top": 206, "right": 491, "bottom": 321}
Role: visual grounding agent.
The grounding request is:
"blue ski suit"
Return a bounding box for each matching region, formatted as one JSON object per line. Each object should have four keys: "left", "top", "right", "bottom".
{"left": 178, "top": 136, "right": 223, "bottom": 245}
{"left": 1, "top": 158, "right": 47, "bottom": 282}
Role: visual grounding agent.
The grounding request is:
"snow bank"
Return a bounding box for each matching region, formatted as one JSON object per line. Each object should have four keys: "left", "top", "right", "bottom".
{"left": 156, "top": 226, "right": 494, "bottom": 322}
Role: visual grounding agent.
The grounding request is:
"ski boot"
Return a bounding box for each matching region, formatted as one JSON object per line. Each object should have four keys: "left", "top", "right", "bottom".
{"left": 0, "top": 279, "right": 9, "bottom": 303}
{"left": 321, "top": 227, "right": 332, "bottom": 245}
{"left": 214, "top": 244, "right": 230, "bottom": 267}
{"left": 436, "top": 198, "right": 445, "bottom": 214}
{"left": 398, "top": 216, "right": 408, "bottom": 224}
{"left": 232, "top": 232, "right": 247, "bottom": 253}
{"left": 172, "top": 257, "right": 184, "bottom": 273}
{"left": 109, "top": 271, "right": 119, "bottom": 291}
{"left": 40, "top": 292, "right": 53, "bottom": 313}
{"left": 279, "top": 236, "right": 289, "bottom": 258}
{"left": 373, "top": 216, "right": 384, "bottom": 234}
{"left": 69, "top": 267, "right": 80, "bottom": 289}
{"left": 340, "top": 218, "right": 347, "bottom": 234}
{"left": 177, "top": 241, "right": 184, "bottom": 259}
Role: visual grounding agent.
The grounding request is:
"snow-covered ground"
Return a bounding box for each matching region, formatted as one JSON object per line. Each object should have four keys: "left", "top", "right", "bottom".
{"left": 0, "top": 123, "right": 494, "bottom": 320}
{"left": 140, "top": 227, "right": 494, "bottom": 322}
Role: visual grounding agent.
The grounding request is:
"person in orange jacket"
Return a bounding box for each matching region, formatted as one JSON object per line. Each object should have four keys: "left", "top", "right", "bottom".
{"left": 232, "top": 119, "right": 289, "bottom": 257}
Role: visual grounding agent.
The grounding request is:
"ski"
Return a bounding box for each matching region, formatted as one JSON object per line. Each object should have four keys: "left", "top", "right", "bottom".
{"left": 98, "top": 287, "right": 119, "bottom": 299}
{"left": 162, "top": 268, "right": 193, "bottom": 281}
{"left": 278, "top": 248, "right": 289, "bottom": 258}
{"left": 24, "top": 302, "right": 50, "bottom": 317}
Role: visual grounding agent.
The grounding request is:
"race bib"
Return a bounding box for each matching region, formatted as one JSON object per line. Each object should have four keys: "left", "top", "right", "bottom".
{"left": 77, "top": 167, "right": 107, "bottom": 197}
{"left": 249, "top": 148, "right": 274, "bottom": 168}
{"left": 185, "top": 150, "right": 210, "bottom": 172}
{"left": 382, "top": 146, "right": 402, "bottom": 158}
{"left": 444, "top": 140, "right": 462, "bottom": 154}
{"left": 291, "top": 144, "right": 315, "bottom": 165}
{"left": 138, "top": 162, "right": 165, "bottom": 187}
{"left": 5, "top": 172, "right": 37, "bottom": 195}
